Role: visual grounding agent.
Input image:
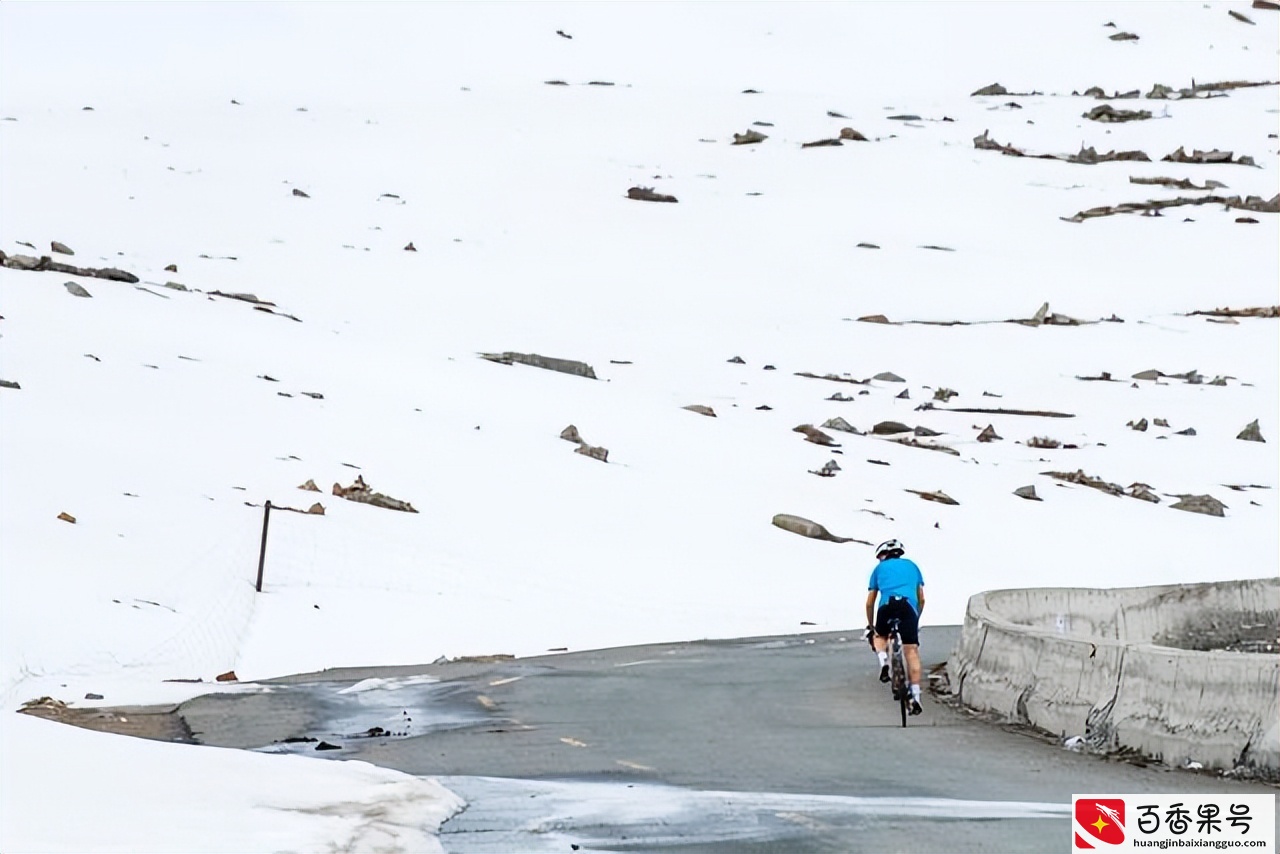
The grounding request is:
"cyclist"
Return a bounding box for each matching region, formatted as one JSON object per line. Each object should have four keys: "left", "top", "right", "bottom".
{"left": 864, "top": 538, "right": 926, "bottom": 715}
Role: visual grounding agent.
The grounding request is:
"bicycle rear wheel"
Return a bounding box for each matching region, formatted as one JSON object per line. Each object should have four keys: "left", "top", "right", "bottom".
{"left": 891, "top": 638, "right": 908, "bottom": 727}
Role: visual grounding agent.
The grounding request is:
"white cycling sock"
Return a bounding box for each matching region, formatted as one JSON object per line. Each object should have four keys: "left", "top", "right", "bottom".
{"left": 877, "top": 651, "right": 888, "bottom": 666}
{"left": 911, "top": 684, "right": 921, "bottom": 700}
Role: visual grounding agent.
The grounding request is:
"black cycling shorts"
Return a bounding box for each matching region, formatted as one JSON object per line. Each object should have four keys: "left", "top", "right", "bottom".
{"left": 875, "top": 596, "right": 920, "bottom": 645}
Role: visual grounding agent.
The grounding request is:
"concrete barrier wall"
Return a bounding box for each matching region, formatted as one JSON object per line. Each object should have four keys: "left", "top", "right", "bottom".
{"left": 950, "top": 579, "right": 1280, "bottom": 774}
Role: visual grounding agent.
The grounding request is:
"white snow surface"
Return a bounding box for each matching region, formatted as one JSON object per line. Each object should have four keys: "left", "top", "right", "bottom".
{"left": 1, "top": 2, "right": 1276, "bottom": 851}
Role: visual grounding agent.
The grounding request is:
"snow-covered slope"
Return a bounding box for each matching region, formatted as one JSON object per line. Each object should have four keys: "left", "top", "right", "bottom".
{"left": 1, "top": 2, "right": 1275, "bottom": 851}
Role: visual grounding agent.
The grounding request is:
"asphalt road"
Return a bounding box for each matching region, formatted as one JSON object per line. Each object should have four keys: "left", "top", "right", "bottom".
{"left": 177, "top": 627, "right": 1278, "bottom": 853}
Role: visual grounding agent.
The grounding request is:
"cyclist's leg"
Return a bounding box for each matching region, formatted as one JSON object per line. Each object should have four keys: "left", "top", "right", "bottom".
{"left": 897, "top": 601, "right": 924, "bottom": 712}
{"left": 873, "top": 605, "right": 891, "bottom": 681}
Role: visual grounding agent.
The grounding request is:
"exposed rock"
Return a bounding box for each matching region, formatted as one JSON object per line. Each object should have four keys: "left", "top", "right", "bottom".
{"left": 315, "top": 741, "right": 341, "bottom": 751}
{"left": 857, "top": 314, "right": 891, "bottom": 324}
{"left": 297, "top": 479, "right": 320, "bottom": 492}
{"left": 1175, "top": 427, "right": 1198, "bottom": 436}
{"left": 1109, "top": 31, "right": 1139, "bottom": 40}
{"left": 809, "top": 460, "right": 841, "bottom": 477}
{"left": 839, "top": 127, "right": 868, "bottom": 142}
{"left": 164, "top": 264, "right": 178, "bottom": 272}
{"left": 559, "top": 424, "right": 582, "bottom": 443}
{"left": 896, "top": 389, "right": 910, "bottom": 400}
{"left": 890, "top": 437, "right": 959, "bottom": 456}
{"left": 913, "top": 425, "right": 942, "bottom": 437}
{"left": 480, "top": 351, "right": 597, "bottom": 379}
{"left": 933, "top": 388, "right": 957, "bottom": 402}
{"left": 873, "top": 371, "right": 906, "bottom": 383}
{"left": 1014, "top": 485, "right": 1042, "bottom": 501}
{"left": 0, "top": 380, "right": 21, "bottom": 390}
{"left": 301, "top": 392, "right": 324, "bottom": 400}
{"left": 210, "top": 290, "right": 273, "bottom": 305}
{"left": 216, "top": 671, "right": 238, "bottom": 682}
{"left": 826, "top": 392, "right": 855, "bottom": 402}
{"left": 291, "top": 188, "right": 310, "bottom": 198}
{"left": 971, "top": 83, "right": 1008, "bottom": 96}
{"left": 906, "top": 488, "right": 959, "bottom": 505}
{"left": 1043, "top": 469, "right": 1125, "bottom": 496}
{"left": 1027, "top": 436, "right": 1062, "bottom": 449}
{"left": 574, "top": 444, "right": 609, "bottom": 462}
{"left": 856, "top": 243, "right": 880, "bottom": 250}
{"left": 1187, "top": 306, "right": 1279, "bottom": 319}
{"left": 821, "top": 417, "right": 860, "bottom": 434}
{"left": 404, "top": 242, "right": 417, "bottom": 251}
{"left": 1129, "top": 176, "right": 1225, "bottom": 191}
{"left": 1153, "top": 418, "right": 1170, "bottom": 427}
{"left": 332, "top": 475, "right": 418, "bottom": 513}
{"left": 872, "top": 420, "right": 912, "bottom": 435}
{"left": 683, "top": 404, "right": 716, "bottom": 417}
{"left": 795, "top": 371, "right": 869, "bottom": 385}
{"left": 64, "top": 281, "right": 92, "bottom": 298}
{"left": 793, "top": 424, "right": 840, "bottom": 446}
{"left": 1237, "top": 420, "right": 1265, "bottom": 442}
{"left": 1084, "top": 104, "right": 1152, "bottom": 122}
{"left": 1076, "top": 371, "right": 1117, "bottom": 382}
{"left": 771, "top": 514, "right": 865, "bottom": 544}
{"left": 801, "top": 138, "right": 844, "bottom": 148}
{"left": 976, "top": 424, "right": 1002, "bottom": 442}
{"left": 1128, "top": 417, "right": 1149, "bottom": 432}
{"left": 1127, "top": 483, "right": 1160, "bottom": 503}
{"left": 1254, "top": 0, "right": 1280, "bottom": 9}
{"left": 1170, "top": 494, "right": 1227, "bottom": 517}
{"left": 163, "top": 281, "right": 188, "bottom": 291}
{"left": 732, "top": 129, "right": 768, "bottom": 145}
{"left": 1162, "top": 146, "right": 1258, "bottom": 167}
{"left": 85, "top": 693, "right": 104, "bottom": 700}
{"left": 727, "top": 356, "right": 746, "bottom": 364}
{"left": 1132, "top": 369, "right": 1163, "bottom": 381}
{"left": 1228, "top": 9, "right": 1255, "bottom": 23}
{"left": 934, "top": 405, "right": 1075, "bottom": 418}
{"left": 306, "top": 503, "right": 325, "bottom": 515}
{"left": 57, "top": 512, "right": 76, "bottom": 523}
{"left": 51, "top": 241, "right": 74, "bottom": 255}
{"left": 627, "top": 186, "right": 678, "bottom": 203}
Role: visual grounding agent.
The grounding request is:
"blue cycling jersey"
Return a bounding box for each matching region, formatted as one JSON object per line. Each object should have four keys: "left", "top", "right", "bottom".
{"left": 868, "top": 557, "right": 924, "bottom": 614}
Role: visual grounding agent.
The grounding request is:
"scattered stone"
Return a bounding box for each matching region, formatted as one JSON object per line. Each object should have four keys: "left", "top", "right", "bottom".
{"left": 1043, "top": 469, "right": 1125, "bottom": 496}
{"left": 1014, "top": 485, "right": 1041, "bottom": 501}
{"left": 906, "top": 489, "right": 959, "bottom": 505}
{"left": 1128, "top": 417, "right": 1148, "bottom": 432}
{"left": 163, "top": 281, "right": 188, "bottom": 291}
{"left": 291, "top": 188, "right": 310, "bottom": 198}
{"left": 306, "top": 503, "right": 325, "bottom": 515}
{"left": 404, "top": 242, "right": 417, "bottom": 251}
{"left": 1170, "top": 494, "right": 1227, "bottom": 517}
{"left": 1076, "top": 371, "right": 1116, "bottom": 382}
{"left": 933, "top": 388, "right": 957, "bottom": 402}
{"left": 1153, "top": 418, "right": 1170, "bottom": 427}
{"left": 801, "top": 137, "right": 844, "bottom": 148}
{"left": 480, "top": 351, "right": 597, "bottom": 379}
{"left": 826, "top": 392, "right": 856, "bottom": 402}
{"left": 683, "top": 404, "right": 716, "bottom": 417}
{"left": 1109, "top": 31, "right": 1139, "bottom": 40}
{"left": 164, "top": 264, "right": 178, "bottom": 272}
{"left": 821, "top": 417, "right": 860, "bottom": 434}
{"left": 756, "top": 405, "right": 772, "bottom": 410}
{"left": 976, "top": 424, "right": 1002, "bottom": 442}
{"left": 856, "top": 242, "right": 880, "bottom": 249}
{"left": 857, "top": 314, "right": 891, "bottom": 324}
{"left": 627, "top": 186, "right": 678, "bottom": 203}
{"left": 913, "top": 425, "right": 942, "bottom": 437}
{"left": 216, "top": 671, "right": 238, "bottom": 682}
{"left": 545, "top": 79, "right": 569, "bottom": 86}
{"left": 64, "top": 281, "right": 92, "bottom": 298}
{"left": 1237, "top": 420, "right": 1265, "bottom": 442}
{"left": 315, "top": 741, "right": 342, "bottom": 751}
{"left": 887, "top": 114, "right": 922, "bottom": 121}
{"left": 793, "top": 424, "right": 840, "bottom": 446}
{"left": 560, "top": 425, "right": 582, "bottom": 443}
{"left": 1237, "top": 217, "right": 1259, "bottom": 224}
{"left": 919, "top": 245, "right": 955, "bottom": 252}
{"left": 839, "top": 127, "right": 868, "bottom": 142}
{"left": 0, "top": 252, "right": 139, "bottom": 283}
{"left": 332, "top": 475, "right": 418, "bottom": 513}
{"left": 1175, "top": 427, "right": 1197, "bottom": 436}
{"left": 50, "top": 241, "right": 74, "bottom": 255}
{"left": 556, "top": 29, "right": 573, "bottom": 38}
{"left": 771, "top": 514, "right": 865, "bottom": 544}
{"left": 732, "top": 129, "right": 768, "bottom": 145}
{"left": 872, "top": 420, "right": 912, "bottom": 435}
{"left": 795, "top": 371, "right": 869, "bottom": 385}
{"left": 1127, "top": 483, "right": 1160, "bottom": 503}
{"left": 301, "top": 391, "right": 324, "bottom": 400}
{"left": 57, "top": 512, "right": 76, "bottom": 524}
{"left": 727, "top": 356, "right": 746, "bottom": 364}
{"left": 896, "top": 389, "right": 910, "bottom": 400}
{"left": 0, "top": 380, "right": 21, "bottom": 390}
{"left": 867, "top": 459, "right": 890, "bottom": 466}
{"left": 873, "top": 372, "right": 905, "bottom": 383}
{"left": 298, "top": 479, "right": 320, "bottom": 492}
{"left": 1254, "top": 0, "right": 1280, "bottom": 9}
{"left": 1130, "top": 176, "right": 1225, "bottom": 191}
{"left": 84, "top": 693, "right": 103, "bottom": 700}
{"left": 1228, "top": 9, "right": 1255, "bottom": 23}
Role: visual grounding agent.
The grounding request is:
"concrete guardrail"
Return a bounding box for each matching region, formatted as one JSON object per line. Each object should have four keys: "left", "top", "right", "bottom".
{"left": 949, "top": 578, "right": 1279, "bottom": 775}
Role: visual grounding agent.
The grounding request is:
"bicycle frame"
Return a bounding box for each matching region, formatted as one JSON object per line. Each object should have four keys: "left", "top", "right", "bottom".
{"left": 887, "top": 617, "right": 909, "bottom": 728}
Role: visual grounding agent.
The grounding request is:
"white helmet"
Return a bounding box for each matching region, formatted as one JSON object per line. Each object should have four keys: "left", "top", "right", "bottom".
{"left": 875, "top": 539, "right": 905, "bottom": 560}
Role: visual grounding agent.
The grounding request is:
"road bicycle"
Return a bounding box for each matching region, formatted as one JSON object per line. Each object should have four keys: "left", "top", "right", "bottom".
{"left": 886, "top": 617, "right": 910, "bottom": 727}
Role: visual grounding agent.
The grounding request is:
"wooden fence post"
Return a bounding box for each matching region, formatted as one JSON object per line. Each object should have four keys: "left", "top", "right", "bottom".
{"left": 255, "top": 500, "right": 272, "bottom": 593}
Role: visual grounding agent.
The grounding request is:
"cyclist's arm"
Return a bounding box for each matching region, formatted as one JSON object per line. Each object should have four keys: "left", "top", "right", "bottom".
{"left": 865, "top": 590, "right": 878, "bottom": 627}
{"left": 916, "top": 585, "right": 925, "bottom": 618}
